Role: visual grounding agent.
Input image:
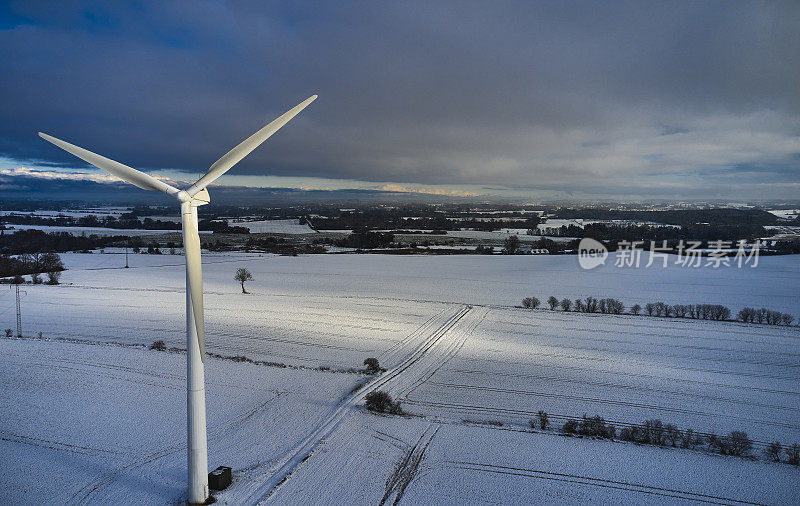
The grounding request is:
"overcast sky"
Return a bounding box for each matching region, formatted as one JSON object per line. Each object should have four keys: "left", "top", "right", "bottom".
{"left": 2, "top": 1, "right": 799, "bottom": 201}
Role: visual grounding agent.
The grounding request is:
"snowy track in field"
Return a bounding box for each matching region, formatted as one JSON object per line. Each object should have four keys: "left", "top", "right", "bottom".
{"left": 442, "top": 461, "right": 766, "bottom": 505}
{"left": 224, "top": 304, "right": 481, "bottom": 505}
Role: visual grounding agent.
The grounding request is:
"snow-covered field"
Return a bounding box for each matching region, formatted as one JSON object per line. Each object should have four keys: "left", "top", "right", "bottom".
{"left": 768, "top": 209, "right": 800, "bottom": 220}
{"left": 0, "top": 338, "right": 356, "bottom": 504}
{"left": 227, "top": 219, "right": 316, "bottom": 234}
{"left": 2, "top": 252, "right": 799, "bottom": 504}
{"left": 264, "top": 413, "right": 800, "bottom": 505}
{"left": 401, "top": 308, "right": 800, "bottom": 443}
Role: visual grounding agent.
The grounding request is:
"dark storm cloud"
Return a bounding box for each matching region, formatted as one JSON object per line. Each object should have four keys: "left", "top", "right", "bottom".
{"left": 1, "top": 0, "right": 799, "bottom": 198}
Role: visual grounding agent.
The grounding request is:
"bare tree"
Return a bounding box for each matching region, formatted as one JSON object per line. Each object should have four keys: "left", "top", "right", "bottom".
{"left": 560, "top": 298, "right": 572, "bottom": 311}
{"left": 46, "top": 271, "right": 61, "bottom": 285}
{"left": 537, "top": 410, "right": 549, "bottom": 430}
{"left": 765, "top": 442, "right": 782, "bottom": 462}
{"left": 786, "top": 444, "right": 799, "bottom": 466}
{"left": 235, "top": 267, "right": 253, "bottom": 293}
{"left": 547, "top": 296, "right": 559, "bottom": 310}
{"left": 722, "top": 431, "right": 752, "bottom": 456}
{"left": 681, "top": 429, "right": 695, "bottom": 449}
{"left": 631, "top": 303, "right": 641, "bottom": 315}
{"left": 664, "top": 424, "right": 680, "bottom": 447}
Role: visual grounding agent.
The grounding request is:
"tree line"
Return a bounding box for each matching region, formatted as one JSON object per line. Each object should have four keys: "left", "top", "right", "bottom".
{"left": 539, "top": 222, "right": 770, "bottom": 243}
{"left": 521, "top": 295, "right": 796, "bottom": 326}
{"left": 0, "top": 252, "right": 64, "bottom": 282}
{"left": 530, "top": 411, "right": 799, "bottom": 466}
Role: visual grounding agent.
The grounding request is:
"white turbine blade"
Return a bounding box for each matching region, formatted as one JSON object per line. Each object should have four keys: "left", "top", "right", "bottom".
{"left": 186, "top": 95, "right": 317, "bottom": 196}
{"left": 38, "top": 132, "right": 179, "bottom": 196}
{"left": 183, "top": 216, "right": 206, "bottom": 361}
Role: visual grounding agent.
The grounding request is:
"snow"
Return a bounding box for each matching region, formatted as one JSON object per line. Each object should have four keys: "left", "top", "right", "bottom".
{"left": 2, "top": 251, "right": 799, "bottom": 504}
{"left": 402, "top": 307, "right": 800, "bottom": 443}
{"left": 264, "top": 414, "right": 800, "bottom": 505}
{"left": 0, "top": 338, "right": 358, "bottom": 505}
{"left": 768, "top": 209, "right": 800, "bottom": 220}
{"left": 227, "top": 219, "right": 316, "bottom": 234}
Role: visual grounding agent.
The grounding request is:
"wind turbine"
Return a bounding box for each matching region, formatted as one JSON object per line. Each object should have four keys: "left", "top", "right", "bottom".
{"left": 39, "top": 95, "right": 317, "bottom": 504}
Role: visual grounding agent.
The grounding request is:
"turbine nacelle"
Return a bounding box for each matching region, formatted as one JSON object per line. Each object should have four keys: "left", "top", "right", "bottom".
{"left": 177, "top": 188, "right": 210, "bottom": 206}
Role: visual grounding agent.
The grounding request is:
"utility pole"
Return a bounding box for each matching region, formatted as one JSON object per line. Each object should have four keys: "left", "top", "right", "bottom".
{"left": 125, "top": 239, "right": 129, "bottom": 268}
{"left": 13, "top": 283, "right": 22, "bottom": 338}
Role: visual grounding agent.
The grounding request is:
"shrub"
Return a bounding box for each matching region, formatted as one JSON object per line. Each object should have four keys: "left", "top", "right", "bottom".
{"left": 765, "top": 442, "right": 782, "bottom": 463}
{"left": 4, "top": 329, "right": 11, "bottom": 337}
{"left": 150, "top": 340, "right": 167, "bottom": 351}
{"left": 560, "top": 298, "right": 572, "bottom": 311}
{"left": 364, "top": 390, "right": 403, "bottom": 414}
{"left": 561, "top": 419, "right": 578, "bottom": 434}
{"left": 363, "top": 357, "right": 381, "bottom": 374}
{"left": 577, "top": 414, "right": 615, "bottom": 438}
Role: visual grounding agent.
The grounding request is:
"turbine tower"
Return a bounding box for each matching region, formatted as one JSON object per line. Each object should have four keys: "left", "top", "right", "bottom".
{"left": 39, "top": 95, "right": 317, "bottom": 504}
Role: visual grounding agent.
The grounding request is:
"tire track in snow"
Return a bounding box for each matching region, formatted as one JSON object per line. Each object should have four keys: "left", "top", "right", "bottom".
{"left": 422, "top": 379, "right": 800, "bottom": 414}
{"left": 224, "top": 304, "right": 475, "bottom": 505}
{"left": 69, "top": 391, "right": 285, "bottom": 505}
{"left": 379, "top": 425, "right": 438, "bottom": 506}
{"left": 444, "top": 461, "right": 766, "bottom": 505}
